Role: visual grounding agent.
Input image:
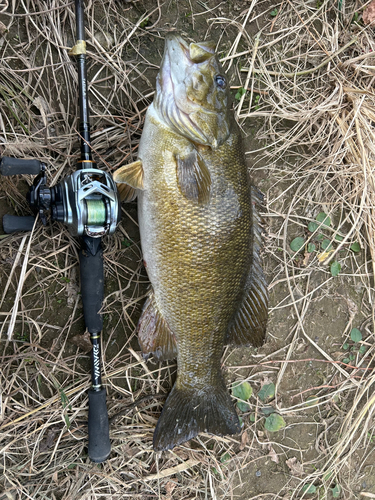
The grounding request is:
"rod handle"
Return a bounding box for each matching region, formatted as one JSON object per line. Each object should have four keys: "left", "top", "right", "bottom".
{"left": 88, "top": 388, "right": 111, "bottom": 462}
{"left": 3, "top": 214, "right": 35, "bottom": 233}
{"left": 0, "top": 156, "right": 42, "bottom": 176}
{"left": 79, "top": 239, "right": 104, "bottom": 333}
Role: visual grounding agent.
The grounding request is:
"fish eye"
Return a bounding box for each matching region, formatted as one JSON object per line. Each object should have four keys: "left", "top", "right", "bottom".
{"left": 215, "top": 75, "right": 226, "bottom": 89}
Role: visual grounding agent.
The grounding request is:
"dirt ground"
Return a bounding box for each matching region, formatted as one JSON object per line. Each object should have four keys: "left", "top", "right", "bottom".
{"left": 1, "top": 1, "right": 375, "bottom": 499}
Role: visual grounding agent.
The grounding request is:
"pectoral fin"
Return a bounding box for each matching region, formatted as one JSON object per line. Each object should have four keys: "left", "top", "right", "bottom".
{"left": 113, "top": 160, "right": 144, "bottom": 202}
{"left": 176, "top": 150, "right": 211, "bottom": 204}
{"left": 226, "top": 186, "right": 269, "bottom": 347}
{"left": 116, "top": 184, "right": 137, "bottom": 202}
{"left": 138, "top": 289, "right": 177, "bottom": 362}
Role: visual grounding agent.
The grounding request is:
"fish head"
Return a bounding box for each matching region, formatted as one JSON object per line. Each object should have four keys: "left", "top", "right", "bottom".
{"left": 155, "top": 35, "right": 231, "bottom": 149}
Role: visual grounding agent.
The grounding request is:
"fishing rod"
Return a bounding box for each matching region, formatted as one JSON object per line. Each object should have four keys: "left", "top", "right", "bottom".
{"left": 0, "top": 0, "right": 120, "bottom": 462}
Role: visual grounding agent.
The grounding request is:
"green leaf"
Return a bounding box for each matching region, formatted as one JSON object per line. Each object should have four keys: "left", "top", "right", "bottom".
{"left": 350, "top": 241, "right": 360, "bottom": 252}
{"left": 270, "top": 8, "right": 278, "bottom": 16}
{"left": 331, "top": 484, "right": 341, "bottom": 498}
{"left": 323, "top": 471, "right": 333, "bottom": 481}
{"left": 342, "top": 358, "right": 350, "bottom": 364}
{"left": 233, "top": 382, "right": 252, "bottom": 412}
{"left": 305, "top": 395, "right": 319, "bottom": 407}
{"left": 342, "top": 343, "right": 349, "bottom": 350}
{"left": 122, "top": 238, "right": 132, "bottom": 247}
{"left": 237, "top": 400, "right": 251, "bottom": 412}
{"left": 290, "top": 237, "right": 305, "bottom": 252}
{"left": 316, "top": 234, "right": 324, "bottom": 241}
{"left": 335, "top": 234, "right": 344, "bottom": 241}
{"left": 264, "top": 413, "right": 286, "bottom": 432}
{"left": 316, "top": 212, "right": 331, "bottom": 227}
{"left": 64, "top": 413, "right": 71, "bottom": 429}
{"left": 232, "top": 381, "right": 252, "bottom": 400}
{"left": 359, "top": 345, "right": 367, "bottom": 355}
{"left": 302, "top": 484, "right": 317, "bottom": 494}
{"left": 261, "top": 406, "right": 275, "bottom": 415}
{"left": 308, "top": 221, "right": 319, "bottom": 232}
{"left": 321, "top": 239, "right": 332, "bottom": 251}
{"left": 352, "top": 12, "right": 359, "bottom": 22}
{"left": 60, "top": 390, "right": 69, "bottom": 407}
{"left": 307, "top": 243, "right": 316, "bottom": 253}
{"left": 249, "top": 413, "right": 256, "bottom": 422}
{"left": 330, "top": 261, "right": 341, "bottom": 277}
{"left": 350, "top": 328, "right": 362, "bottom": 343}
{"left": 139, "top": 17, "right": 150, "bottom": 28}
{"left": 258, "top": 383, "right": 275, "bottom": 402}
{"left": 235, "top": 87, "right": 246, "bottom": 101}
{"left": 220, "top": 452, "right": 231, "bottom": 463}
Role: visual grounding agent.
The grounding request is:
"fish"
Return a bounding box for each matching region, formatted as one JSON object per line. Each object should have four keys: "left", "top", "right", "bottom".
{"left": 113, "top": 35, "right": 268, "bottom": 451}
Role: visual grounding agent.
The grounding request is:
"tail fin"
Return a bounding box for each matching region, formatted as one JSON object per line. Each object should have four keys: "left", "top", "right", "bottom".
{"left": 153, "top": 379, "right": 241, "bottom": 451}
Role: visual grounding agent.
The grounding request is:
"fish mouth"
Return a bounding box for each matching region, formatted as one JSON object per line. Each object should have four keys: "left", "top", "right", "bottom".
{"left": 156, "top": 34, "right": 220, "bottom": 148}
{"left": 164, "top": 34, "right": 190, "bottom": 65}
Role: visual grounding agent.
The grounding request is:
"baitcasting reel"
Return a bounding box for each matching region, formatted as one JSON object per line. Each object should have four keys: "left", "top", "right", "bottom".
{"left": 0, "top": 156, "right": 121, "bottom": 237}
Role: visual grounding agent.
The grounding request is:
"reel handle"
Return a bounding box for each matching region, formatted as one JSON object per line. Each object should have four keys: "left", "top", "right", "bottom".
{"left": 3, "top": 214, "right": 35, "bottom": 233}
{"left": 0, "top": 156, "right": 43, "bottom": 176}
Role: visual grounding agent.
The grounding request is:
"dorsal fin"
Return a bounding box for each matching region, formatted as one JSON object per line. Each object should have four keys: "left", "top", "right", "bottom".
{"left": 176, "top": 149, "right": 211, "bottom": 204}
{"left": 226, "top": 186, "right": 268, "bottom": 347}
{"left": 138, "top": 289, "right": 178, "bottom": 362}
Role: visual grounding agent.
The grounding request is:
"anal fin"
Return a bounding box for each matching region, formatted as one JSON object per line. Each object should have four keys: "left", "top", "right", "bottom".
{"left": 113, "top": 159, "right": 144, "bottom": 202}
{"left": 137, "top": 289, "right": 177, "bottom": 361}
{"left": 227, "top": 186, "right": 269, "bottom": 347}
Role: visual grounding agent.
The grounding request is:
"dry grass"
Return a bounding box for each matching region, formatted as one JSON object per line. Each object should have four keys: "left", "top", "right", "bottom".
{"left": 0, "top": 0, "right": 374, "bottom": 499}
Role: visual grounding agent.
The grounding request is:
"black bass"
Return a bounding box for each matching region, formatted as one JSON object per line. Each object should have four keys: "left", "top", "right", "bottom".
{"left": 114, "top": 35, "right": 268, "bottom": 451}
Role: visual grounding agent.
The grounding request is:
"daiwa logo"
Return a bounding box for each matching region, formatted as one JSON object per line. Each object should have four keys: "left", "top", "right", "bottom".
{"left": 93, "top": 344, "right": 100, "bottom": 380}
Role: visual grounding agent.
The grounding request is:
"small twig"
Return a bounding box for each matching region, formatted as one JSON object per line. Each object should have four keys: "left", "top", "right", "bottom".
{"left": 237, "top": 32, "right": 261, "bottom": 119}
{"left": 7, "top": 220, "right": 37, "bottom": 340}
{"left": 291, "top": 383, "right": 347, "bottom": 401}
{"left": 270, "top": 1, "right": 285, "bottom": 33}
{"left": 109, "top": 393, "right": 166, "bottom": 424}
